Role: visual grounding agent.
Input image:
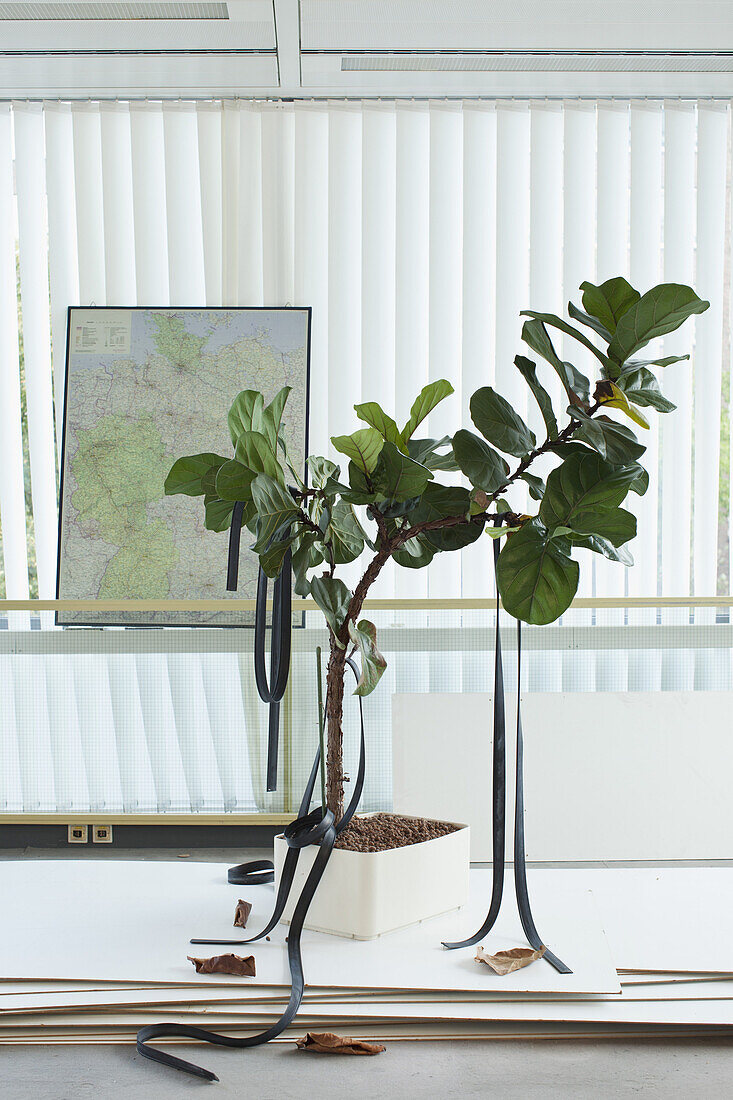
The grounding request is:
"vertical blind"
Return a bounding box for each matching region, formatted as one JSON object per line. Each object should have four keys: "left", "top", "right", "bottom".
{"left": 0, "top": 98, "right": 731, "bottom": 815}
{"left": 0, "top": 97, "right": 730, "bottom": 605}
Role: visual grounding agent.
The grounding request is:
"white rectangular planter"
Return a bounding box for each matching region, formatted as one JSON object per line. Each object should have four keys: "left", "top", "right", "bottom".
{"left": 273, "top": 814, "right": 470, "bottom": 940}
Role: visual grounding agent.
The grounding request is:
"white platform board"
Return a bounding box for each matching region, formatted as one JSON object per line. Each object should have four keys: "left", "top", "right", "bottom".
{"left": 564, "top": 868, "right": 733, "bottom": 973}
{"left": 4, "top": 979, "right": 733, "bottom": 1016}
{"left": 0, "top": 860, "right": 618, "bottom": 995}
{"left": 56, "top": 999, "right": 733, "bottom": 1027}
{"left": 393, "top": 692, "right": 733, "bottom": 862}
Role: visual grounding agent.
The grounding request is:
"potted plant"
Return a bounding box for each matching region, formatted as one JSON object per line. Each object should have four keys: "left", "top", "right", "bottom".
{"left": 165, "top": 277, "right": 707, "bottom": 939}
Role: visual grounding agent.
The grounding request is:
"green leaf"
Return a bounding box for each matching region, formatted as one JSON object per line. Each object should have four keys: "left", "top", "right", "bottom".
{"left": 331, "top": 428, "right": 384, "bottom": 475}
{"left": 497, "top": 518, "right": 579, "bottom": 625}
{"left": 263, "top": 386, "right": 291, "bottom": 439}
{"left": 580, "top": 277, "right": 640, "bottom": 336}
{"left": 540, "top": 451, "right": 640, "bottom": 533}
{"left": 486, "top": 525, "right": 518, "bottom": 539}
{"left": 228, "top": 390, "right": 265, "bottom": 445}
{"left": 164, "top": 453, "right": 230, "bottom": 497}
{"left": 405, "top": 483, "right": 480, "bottom": 552}
{"left": 409, "top": 483, "right": 470, "bottom": 524}
{"left": 608, "top": 283, "right": 709, "bottom": 364}
{"left": 317, "top": 500, "right": 331, "bottom": 534}
{"left": 203, "top": 495, "right": 236, "bottom": 532}
{"left": 401, "top": 380, "right": 455, "bottom": 442}
{"left": 215, "top": 460, "right": 256, "bottom": 502}
{"left": 622, "top": 354, "right": 690, "bottom": 370}
{"left": 426, "top": 519, "right": 483, "bottom": 552}
{"left": 308, "top": 456, "right": 340, "bottom": 489}
{"left": 405, "top": 483, "right": 476, "bottom": 550}
{"left": 569, "top": 532, "right": 634, "bottom": 565}
{"left": 354, "top": 402, "right": 403, "bottom": 447}
{"left": 235, "top": 430, "right": 284, "bottom": 482}
{"left": 584, "top": 506, "right": 637, "bottom": 546}
{"left": 371, "top": 441, "right": 434, "bottom": 504}
{"left": 453, "top": 429, "right": 508, "bottom": 492}
{"left": 327, "top": 501, "right": 366, "bottom": 564}
{"left": 348, "top": 619, "right": 387, "bottom": 697}
{"left": 514, "top": 355, "right": 559, "bottom": 438}
{"left": 291, "top": 533, "right": 324, "bottom": 596}
{"left": 310, "top": 576, "right": 352, "bottom": 637}
{"left": 250, "top": 474, "right": 299, "bottom": 553}
{"left": 574, "top": 412, "right": 646, "bottom": 464}
{"left": 392, "top": 533, "right": 435, "bottom": 570}
{"left": 521, "top": 319, "right": 591, "bottom": 407}
{"left": 377, "top": 497, "right": 420, "bottom": 519}
{"left": 546, "top": 441, "right": 596, "bottom": 460}
{"left": 615, "top": 367, "right": 676, "bottom": 413}
{"left": 567, "top": 301, "right": 613, "bottom": 343}
{"left": 627, "top": 463, "right": 649, "bottom": 496}
{"left": 520, "top": 311, "right": 616, "bottom": 377}
{"left": 201, "top": 463, "right": 223, "bottom": 495}
{"left": 259, "top": 531, "right": 297, "bottom": 579}
{"left": 470, "top": 387, "right": 536, "bottom": 457}
{"left": 407, "top": 436, "right": 459, "bottom": 472}
{"left": 334, "top": 465, "right": 376, "bottom": 505}
{"left": 520, "top": 471, "right": 545, "bottom": 501}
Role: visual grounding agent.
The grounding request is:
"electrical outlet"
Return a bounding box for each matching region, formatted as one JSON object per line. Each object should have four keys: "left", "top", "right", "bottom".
{"left": 68, "top": 824, "right": 88, "bottom": 844}
{"left": 92, "top": 824, "right": 113, "bottom": 844}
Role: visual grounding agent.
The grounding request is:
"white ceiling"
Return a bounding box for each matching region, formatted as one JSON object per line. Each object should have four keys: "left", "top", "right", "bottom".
{"left": 1, "top": 0, "right": 733, "bottom": 98}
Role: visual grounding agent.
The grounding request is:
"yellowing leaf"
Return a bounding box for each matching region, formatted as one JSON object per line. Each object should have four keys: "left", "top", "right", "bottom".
{"left": 595, "top": 380, "right": 650, "bottom": 430}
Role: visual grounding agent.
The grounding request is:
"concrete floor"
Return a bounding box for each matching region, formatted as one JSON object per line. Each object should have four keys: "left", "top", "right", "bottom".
{"left": 4, "top": 1038, "right": 733, "bottom": 1099}
{"left": 3, "top": 850, "right": 731, "bottom": 1098}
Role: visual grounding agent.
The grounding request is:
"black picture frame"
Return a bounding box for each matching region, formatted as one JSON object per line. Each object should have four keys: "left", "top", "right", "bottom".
{"left": 56, "top": 305, "right": 312, "bottom": 628}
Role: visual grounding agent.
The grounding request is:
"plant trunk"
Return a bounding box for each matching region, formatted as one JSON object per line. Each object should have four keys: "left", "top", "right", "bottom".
{"left": 325, "top": 638, "right": 347, "bottom": 821}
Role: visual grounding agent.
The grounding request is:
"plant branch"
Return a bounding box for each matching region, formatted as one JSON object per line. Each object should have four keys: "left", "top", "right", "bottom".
{"left": 367, "top": 503, "right": 391, "bottom": 550}
{"left": 338, "top": 403, "right": 601, "bottom": 649}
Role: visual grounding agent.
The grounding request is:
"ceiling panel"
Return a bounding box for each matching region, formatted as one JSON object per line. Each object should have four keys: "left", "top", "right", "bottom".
{"left": 0, "top": 51, "right": 278, "bottom": 94}
{"left": 300, "top": 0, "right": 733, "bottom": 52}
{"left": 301, "top": 52, "right": 733, "bottom": 98}
{"left": 0, "top": 0, "right": 275, "bottom": 50}
{"left": 0, "top": 2, "right": 229, "bottom": 17}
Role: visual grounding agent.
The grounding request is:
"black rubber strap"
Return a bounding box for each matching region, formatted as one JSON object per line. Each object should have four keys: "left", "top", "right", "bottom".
{"left": 513, "top": 619, "right": 571, "bottom": 974}
{"left": 226, "top": 502, "right": 246, "bottom": 592}
{"left": 137, "top": 658, "right": 366, "bottom": 1080}
{"left": 442, "top": 537, "right": 505, "bottom": 951}
{"left": 443, "top": 537, "right": 572, "bottom": 974}
{"left": 226, "top": 503, "right": 292, "bottom": 793}
{"left": 225, "top": 859, "right": 275, "bottom": 887}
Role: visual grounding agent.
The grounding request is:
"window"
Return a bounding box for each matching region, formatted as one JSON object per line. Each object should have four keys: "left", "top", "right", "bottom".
{"left": 1, "top": 98, "right": 731, "bottom": 815}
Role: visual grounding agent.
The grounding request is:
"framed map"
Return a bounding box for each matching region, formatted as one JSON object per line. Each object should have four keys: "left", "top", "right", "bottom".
{"left": 56, "top": 307, "right": 311, "bottom": 626}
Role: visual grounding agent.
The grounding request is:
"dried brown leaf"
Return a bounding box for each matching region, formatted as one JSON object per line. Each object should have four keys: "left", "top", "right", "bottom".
{"left": 233, "top": 899, "right": 252, "bottom": 928}
{"left": 187, "top": 953, "right": 256, "bottom": 977}
{"left": 474, "top": 944, "right": 546, "bottom": 975}
{"left": 295, "top": 1032, "right": 386, "bottom": 1055}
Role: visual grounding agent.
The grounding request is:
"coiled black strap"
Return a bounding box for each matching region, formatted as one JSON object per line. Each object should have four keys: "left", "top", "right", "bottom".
{"left": 442, "top": 539, "right": 571, "bottom": 974}
{"left": 226, "top": 501, "right": 292, "bottom": 793}
{"left": 136, "top": 658, "right": 366, "bottom": 1081}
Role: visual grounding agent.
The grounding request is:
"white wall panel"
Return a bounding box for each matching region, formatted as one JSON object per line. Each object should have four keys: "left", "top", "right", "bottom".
{"left": 394, "top": 690, "right": 733, "bottom": 861}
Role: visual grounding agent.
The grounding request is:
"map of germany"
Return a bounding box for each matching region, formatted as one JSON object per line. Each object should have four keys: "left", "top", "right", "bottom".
{"left": 57, "top": 308, "right": 309, "bottom": 625}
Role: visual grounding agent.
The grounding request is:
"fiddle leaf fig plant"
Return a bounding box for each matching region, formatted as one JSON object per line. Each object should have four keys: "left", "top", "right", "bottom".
{"left": 165, "top": 278, "right": 708, "bottom": 818}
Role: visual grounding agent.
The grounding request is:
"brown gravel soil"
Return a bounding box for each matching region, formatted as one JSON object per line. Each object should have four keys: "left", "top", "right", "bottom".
{"left": 334, "top": 812, "right": 458, "bottom": 853}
